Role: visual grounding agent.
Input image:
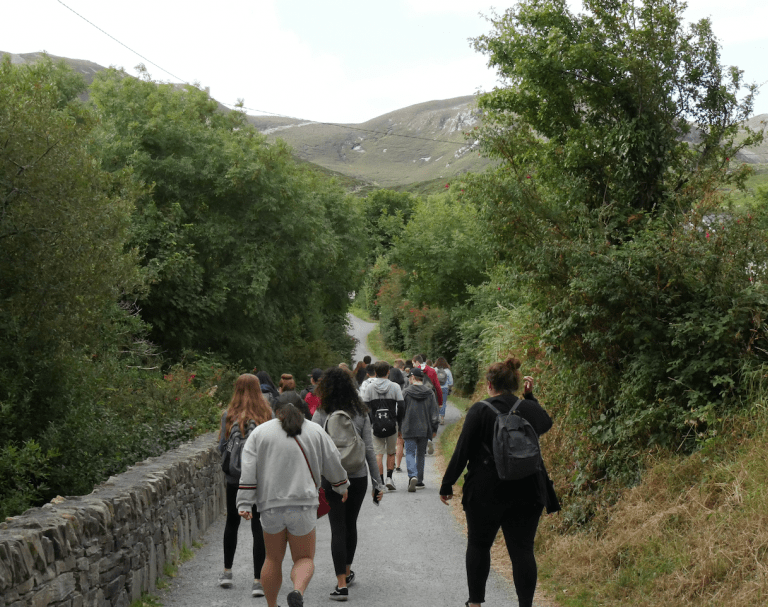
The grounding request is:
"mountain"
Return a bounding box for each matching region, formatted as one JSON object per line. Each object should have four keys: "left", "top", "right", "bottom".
{"left": 3, "top": 51, "right": 766, "bottom": 190}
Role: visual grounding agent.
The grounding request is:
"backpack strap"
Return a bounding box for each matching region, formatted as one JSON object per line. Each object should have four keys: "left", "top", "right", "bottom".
{"left": 294, "top": 437, "right": 318, "bottom": 488}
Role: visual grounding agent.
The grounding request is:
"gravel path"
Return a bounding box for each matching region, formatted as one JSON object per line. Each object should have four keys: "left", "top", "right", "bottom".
{"left": 347, "top": 313, "right": 377, "bottom": 364}
{"left": 155, "top": 316, "right": 532, "bottom": 607}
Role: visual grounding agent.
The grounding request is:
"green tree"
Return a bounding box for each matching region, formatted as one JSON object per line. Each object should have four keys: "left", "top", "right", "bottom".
{"left": 90, "top": 69, "right": 365, "bottom": 371}
{"left": 465, "top": 0, "right": 768, "bottom": 481}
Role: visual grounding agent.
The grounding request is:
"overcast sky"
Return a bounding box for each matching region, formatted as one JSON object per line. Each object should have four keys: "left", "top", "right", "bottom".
{"left": 5, "top": 0, "right": 768, "bottom": 123}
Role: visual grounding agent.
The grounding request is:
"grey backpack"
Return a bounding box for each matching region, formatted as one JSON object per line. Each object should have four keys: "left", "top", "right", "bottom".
{"left": 221, "top": 419, "right": 257, "bottom": 480}
{"left": 324, "top": 410, "right": 367, "bottom": 472}
{"left": 479, "top": 399, "right": 542, "bottom": 480}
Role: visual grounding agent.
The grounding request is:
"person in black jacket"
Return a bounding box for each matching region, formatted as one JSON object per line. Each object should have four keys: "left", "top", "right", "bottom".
{"left": 439, "top": 355, "right": 559, "bottom": 607}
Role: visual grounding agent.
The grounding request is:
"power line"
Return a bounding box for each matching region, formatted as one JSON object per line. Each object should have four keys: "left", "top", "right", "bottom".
{"left": 56, "top": 0, "right": 475, "bottom": 149}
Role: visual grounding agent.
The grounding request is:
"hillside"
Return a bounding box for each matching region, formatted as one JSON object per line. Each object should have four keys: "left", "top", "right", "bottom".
{"left": 3, "top": 50, "right": 766, "bottom": 190}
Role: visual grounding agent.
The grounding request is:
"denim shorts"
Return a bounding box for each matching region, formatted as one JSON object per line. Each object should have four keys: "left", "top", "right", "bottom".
{"left": 260, "top": 505, "right": 316, "bottom": 536}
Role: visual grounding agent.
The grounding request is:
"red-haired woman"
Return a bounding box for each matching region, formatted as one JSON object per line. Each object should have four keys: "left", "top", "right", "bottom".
{"left": 217, "top": 373, "right": 273, "bottom": 596}
{"left": 439, "top": 356, "right": 559, "bottom": 607}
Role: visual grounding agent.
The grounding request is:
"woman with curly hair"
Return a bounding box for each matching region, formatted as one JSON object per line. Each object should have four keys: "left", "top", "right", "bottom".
{"left": 312, "top": 366, "right": 385, "bottom": 601}
{"left": 217, "top": 373, "right": 273, "bottom": 596}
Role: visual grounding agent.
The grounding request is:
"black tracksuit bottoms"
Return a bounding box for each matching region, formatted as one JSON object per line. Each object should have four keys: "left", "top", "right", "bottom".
{"left": 223, "top": 481, "right": 266, "bottom": 578}
{"left": 322, "top": 476, "right": 368, "bottom": 576}
{"left": 464, "top": 499, "right": 542, "bottom": 607}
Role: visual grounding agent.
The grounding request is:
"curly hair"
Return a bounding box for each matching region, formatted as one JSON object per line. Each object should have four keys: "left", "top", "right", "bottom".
{"left": 316, "top": 366, "right": 368, "bottom": 416}
{"left": 222, "top": 374, "right": 273, "bottom": 439}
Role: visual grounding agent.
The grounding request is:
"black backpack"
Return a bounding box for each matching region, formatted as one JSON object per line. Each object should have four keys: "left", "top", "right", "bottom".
{"left": 221, "top": 419, "right": 257, "bottom": 480}
{"left": 479, "top": 399, "right": 542, "bottom": 481}
{"left": 370, "top": 400, "right": 397, "bottom": 438}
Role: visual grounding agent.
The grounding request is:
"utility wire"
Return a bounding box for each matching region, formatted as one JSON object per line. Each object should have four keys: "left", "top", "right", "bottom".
{"left": 55, "top": 0, "right": 475, "bottom": 148}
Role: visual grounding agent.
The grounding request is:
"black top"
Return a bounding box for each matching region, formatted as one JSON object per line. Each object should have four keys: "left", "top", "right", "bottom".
{"left": 440, "top": 392, "right": 558, "bottom": 512}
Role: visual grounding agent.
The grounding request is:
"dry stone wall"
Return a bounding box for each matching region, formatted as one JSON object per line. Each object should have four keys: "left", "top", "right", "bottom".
{"left": 0, "top": 433, "right": 225, "bottom": 607}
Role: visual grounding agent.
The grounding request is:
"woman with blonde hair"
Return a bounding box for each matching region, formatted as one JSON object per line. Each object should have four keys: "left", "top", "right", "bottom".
{"left": 217, "top": 373, "right": 273, "bottom": 596}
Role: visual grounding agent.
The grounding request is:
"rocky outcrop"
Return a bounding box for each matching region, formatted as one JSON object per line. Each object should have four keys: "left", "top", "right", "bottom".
{"left": 0, "top": 434, "right": 225, "bottom": 607}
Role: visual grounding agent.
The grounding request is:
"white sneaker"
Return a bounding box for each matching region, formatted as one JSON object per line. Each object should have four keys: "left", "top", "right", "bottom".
{"left": 386, "top": 478, "right": 396, "bottom": 491}
{"left": 427, "top": 440, "right": 434, "bottom": 455}
{"left": 408, "top": 477, "right": 417, "bottom": 492}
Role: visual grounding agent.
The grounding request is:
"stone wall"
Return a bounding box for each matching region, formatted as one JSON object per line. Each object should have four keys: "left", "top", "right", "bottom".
{"left": 0, "top": 433, "right": 226, "bottom": 607}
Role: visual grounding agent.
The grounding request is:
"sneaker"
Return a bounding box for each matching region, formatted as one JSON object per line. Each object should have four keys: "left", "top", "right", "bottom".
{"left": 386, "top": 477, "right": 396, "bottom": 491}
{"left": 395, "top": 466, "right": 402, "bottom": 472}
{"left": 287, "top": 590, "right": 304, "bottom": 607}
{"left": 329, "top": 586, "right": 349, "bottom": 601}
{"left": 218, "top": 570, "right": 233, "bottom": 588}
{"left": 416, "top": 481, "right": 425, "bottom": 490}
{"left": 408, "top": 477, "right": 417, "bottom": 492}
{"left": 427, "top": 440, "right": 434, "bottom": 455}
{"left": 440, "top": 416, "right": 445, "bottom": 425}
{"left": 345, "top": 571, "right": 355, "bottom": 587}
{"left": 252, "top": 581, "right": 264, "bottom": 597}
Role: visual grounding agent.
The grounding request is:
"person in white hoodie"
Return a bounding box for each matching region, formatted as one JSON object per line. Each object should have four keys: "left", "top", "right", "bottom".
{"left": 238, "top": 398, "right": 349, "bottom": 607}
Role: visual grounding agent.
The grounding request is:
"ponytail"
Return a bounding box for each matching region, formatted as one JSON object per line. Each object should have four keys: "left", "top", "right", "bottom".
{"left": 275, "top": 402, "right": 304, "bottom": 437}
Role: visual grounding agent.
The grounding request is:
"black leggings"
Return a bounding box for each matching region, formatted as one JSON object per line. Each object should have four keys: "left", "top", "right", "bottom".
{"left": 464, "top": 500, "right": 542, "bottom": 607}
{"left": 223, "top": 482, "right": 265, "bottom": 578}
{"left": 322, "top": 476, "right": 368, "bottom": 576}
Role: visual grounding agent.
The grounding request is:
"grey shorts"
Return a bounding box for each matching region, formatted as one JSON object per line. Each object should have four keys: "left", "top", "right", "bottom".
{"left": 372, "top": 433, "right": 397, "bottom": 455}
{"left": 260, "top": 505, "right": 316, "bottom": 536}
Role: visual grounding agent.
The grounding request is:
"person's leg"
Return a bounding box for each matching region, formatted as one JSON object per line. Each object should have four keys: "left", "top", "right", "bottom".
{"left": 499, "top": 505, "right": 542, "bottom": 607}
{"left": 325, "top": 479, "right": 350, "bottom": 579}
{"left": 376, "top": 453, "right": 384, "bottom": 479}
{"left": 287, "top": 528, "right": 317, "bottom": 595}
{"left": 416, "top": 437, "right": 428, "bottom": 482}
{"left": 464, "top": 500, "right": 504, "bottom": 605}
{"left": 395, "top": 434, "right": 404, "bottom": 469}
{"left": 223, "top": 482, "right": 241, "bottom": 570}
{"left": 404, "top": 438, "right": 418, "bottom": 479}
{"left": 262, "top": 529, "right": 288, "bottom": 607}
{"left": 342, "top": 477, "right": 368, "bottom": 572}
{"left": 250, "top": 506, "right": 265, "bottom": 580}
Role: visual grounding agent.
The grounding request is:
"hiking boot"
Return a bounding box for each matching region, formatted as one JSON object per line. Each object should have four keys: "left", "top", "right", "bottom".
{"left": 287, "top": 589, "right": 304, "bottom": 607}
{"left": 416, "top": 481, "right": 425, "bottom": 490}
{"left": 408, "top": 477, "right": 417, "bottom": 492}
{"left": 346, "top": 571, "right": 355, "bottom": 586}
{"left": 386, "top": 477, "right": 396, "bottom": 491}
{"left": 427, "top": 440, "right": 434, "bottom": 455}
{"left": 329, "top": 586, "right": 349, "bottom": 601}
{"left": 252, "top": 581, "right": 264, "bottom": 597}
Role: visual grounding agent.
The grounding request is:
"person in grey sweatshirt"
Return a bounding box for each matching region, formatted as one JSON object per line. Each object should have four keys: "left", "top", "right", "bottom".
{"left": 400, "top": 367, "right": 440, "bottom": 492}
{"left": 237, "top": 399, "right": 349, "bottom": 607}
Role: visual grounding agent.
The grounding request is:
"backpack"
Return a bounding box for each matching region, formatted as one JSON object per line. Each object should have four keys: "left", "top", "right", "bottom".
{"left": 436, "top": 368, "right": 448, "bottom": 386}
{"left": 324, "top": 410, "right": 367, "bottom": 472}
{"left": 221, "top": 419, "right": 257, "bottom": 480}
{"left": 479, "top": 399, "right": 542, "bottom": 481}
{"left": 370, "top": 400, "right": 397, "bottom": 438}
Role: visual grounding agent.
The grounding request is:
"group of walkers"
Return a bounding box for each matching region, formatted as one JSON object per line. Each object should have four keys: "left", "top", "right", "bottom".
{"left": 217, "top": 352, "right": 558, "bottom": 607}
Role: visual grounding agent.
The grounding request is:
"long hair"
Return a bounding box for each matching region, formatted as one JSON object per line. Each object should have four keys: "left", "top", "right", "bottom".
{"left": 316, "top": 367, "right": 367, "bottom": 416}
{"left": 223, "top": 374, "right": 272, "bottom": 439}
{"left": 486, "top": 355, "right": 521, "bottom": 394}
{"left": 255, "top": 371, "right": 277, "bottom": 393}
{"left": 435, "top": 356, "right": 451, "bottom": 369}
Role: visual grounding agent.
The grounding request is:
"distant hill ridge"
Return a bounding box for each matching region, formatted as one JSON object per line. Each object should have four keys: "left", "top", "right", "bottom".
{"left": 3, "top": 51, "right": 766, "bottom": 189}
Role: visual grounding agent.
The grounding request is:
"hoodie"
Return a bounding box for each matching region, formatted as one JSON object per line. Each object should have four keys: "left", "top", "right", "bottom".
{"left": 400, "top": 383, "right": 439, "bottom": 439}
{"left": 361, "top": 377, "right": 404, "bottom": 437}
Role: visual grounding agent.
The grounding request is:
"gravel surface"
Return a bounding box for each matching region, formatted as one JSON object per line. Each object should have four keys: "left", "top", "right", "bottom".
{"left": 155, "top": 316, "right": 536, "bottom": 607}
{"left": 348, "top": 313, "right": 378, "bottom": 364}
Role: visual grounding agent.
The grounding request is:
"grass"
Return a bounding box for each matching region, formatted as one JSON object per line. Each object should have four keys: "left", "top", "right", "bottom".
{"left": 721, "top": 165, "right": 768, "bottom": 208}
{"left": 129, "top": 596, "right": 162, "bottom": 607}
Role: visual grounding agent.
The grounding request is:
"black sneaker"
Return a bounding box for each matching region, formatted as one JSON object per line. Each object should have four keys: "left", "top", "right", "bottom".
{"left": 345, "top": 570, "right": 355, "bottom": 586}
{"left": 395, "top": 466, "right": 402, "bottom": 472}
{"left": 287, "top": 590, "right": 303, "bottom": 607}
{"left": 416, "top": 481, "right": 425, "bottom": 490}
{"left": 329, "top": 586, "right": 349, "bottom": 601}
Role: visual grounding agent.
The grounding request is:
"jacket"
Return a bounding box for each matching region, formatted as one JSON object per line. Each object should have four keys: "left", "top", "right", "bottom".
{"left": 400, "top": 383, "right": 439, "bottom": 439}
{"left": 439, "top": 392, "right": 559, "bottom": 513}
{"left": 236, "top": 418, "right": 350, "bottom": 513}
{"left": 418, "top": 364, "right": 443, "bottom": 407}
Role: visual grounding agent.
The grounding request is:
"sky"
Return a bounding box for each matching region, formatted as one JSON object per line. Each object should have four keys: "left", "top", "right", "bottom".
{"left": 4, "top": 0, "right": 768, "bottom": 124}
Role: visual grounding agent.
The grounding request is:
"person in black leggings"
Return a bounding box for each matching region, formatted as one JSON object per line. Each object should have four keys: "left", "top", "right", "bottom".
{"left": 312, "top": 367, "right": 385, "bottom": 601}
{"left": 439, "top": 355, "right": 559, "bottom": 607}
{"left": 218, "top": 373, "right": 273, "bottom": 595}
